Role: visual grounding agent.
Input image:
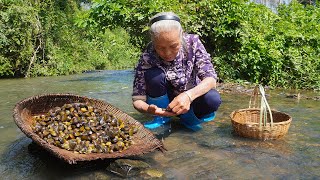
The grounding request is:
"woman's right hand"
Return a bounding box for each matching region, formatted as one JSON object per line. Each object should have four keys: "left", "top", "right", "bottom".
{"left": 167, "top": 92, "right": 192, "bottom": 115}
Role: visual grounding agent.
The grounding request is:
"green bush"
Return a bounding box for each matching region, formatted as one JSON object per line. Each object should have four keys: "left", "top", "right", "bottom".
{"left": 229, "top": 1, "right": 320, "bottom": 89}
{"left": 1, "top": 0, "right": 319, "bottom": 90}
{"left": 83, "top": 0, "right": 320, "bottom": 89}
{"left": 0, "top": 0, "right": 139, "bottom": 78}
{"left": 0, "top": 0, "right": 38, "bottom": 77}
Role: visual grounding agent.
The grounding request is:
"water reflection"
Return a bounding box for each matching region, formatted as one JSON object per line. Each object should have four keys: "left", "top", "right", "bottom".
{"left": 0, "top": 70, "right": 319, "bottom": 179}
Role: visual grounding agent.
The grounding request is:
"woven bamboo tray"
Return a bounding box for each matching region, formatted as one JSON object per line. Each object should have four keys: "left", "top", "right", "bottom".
{"left": 13, "top": 94, "right": 165, "bottom": 164}
{"left": 230, "top": 85, "right": 292, "bottom": 140}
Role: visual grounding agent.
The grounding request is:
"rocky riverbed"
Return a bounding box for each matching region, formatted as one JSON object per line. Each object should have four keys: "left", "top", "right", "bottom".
{"left": 216, "top": 82, "right": 320, "bottom": 101}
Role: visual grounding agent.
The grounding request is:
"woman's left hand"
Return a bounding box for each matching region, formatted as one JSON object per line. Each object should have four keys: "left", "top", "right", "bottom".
{"left": 147, "top": 104, "right": 177, "bottom": 117}
{"left": 167, "top": 92, "right": 192, "bottom": 115}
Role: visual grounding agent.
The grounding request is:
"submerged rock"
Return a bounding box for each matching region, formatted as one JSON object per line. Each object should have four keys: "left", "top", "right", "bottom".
{"left": 141, "top": 168, "right": 164, "bottom": 178}
{"left": 106, "top": 159, "right": 150, "bottom": 177}
{"left": 106, "top": 159, "right": 165, "bottom": 178}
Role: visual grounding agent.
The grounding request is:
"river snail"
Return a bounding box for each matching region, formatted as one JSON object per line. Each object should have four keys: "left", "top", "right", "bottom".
{"left": 31, "top": 103, "right": 138, "bottom": 154}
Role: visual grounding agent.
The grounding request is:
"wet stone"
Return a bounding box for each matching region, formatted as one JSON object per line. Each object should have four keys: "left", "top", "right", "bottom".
{"left": 106, "top": 159, "right": 150, "bottom": 178}
{"left": 140, "top": 168, "right": 165, "bottom": 179}
{"left": 93, "top": 171, "right": 111, "bottom": 180}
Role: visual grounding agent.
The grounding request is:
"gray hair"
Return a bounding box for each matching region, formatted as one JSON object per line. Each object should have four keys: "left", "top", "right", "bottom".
{"left": 149, "top": 12, "right": 183, "bottom": 41}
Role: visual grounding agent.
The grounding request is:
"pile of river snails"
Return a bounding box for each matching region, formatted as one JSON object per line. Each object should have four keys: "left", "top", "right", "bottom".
{"left": 31, "top": 103, "right": 138, "bottom": 154}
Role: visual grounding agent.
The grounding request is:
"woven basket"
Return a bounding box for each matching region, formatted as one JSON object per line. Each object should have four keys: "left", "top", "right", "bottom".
{"left": 230, "top": 85, "right": 292, "bottom": 140}
{"left": 13, "top": 94, "right": 165, "bottom": 164}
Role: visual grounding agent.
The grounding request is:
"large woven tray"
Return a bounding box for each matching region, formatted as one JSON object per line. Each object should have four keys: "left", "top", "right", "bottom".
{"left": 13, "top": 94, "right": 165, "bottom": 164}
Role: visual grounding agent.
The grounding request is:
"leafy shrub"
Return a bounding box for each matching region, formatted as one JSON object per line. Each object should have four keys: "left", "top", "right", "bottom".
{"left": 0, "top": 0, "right": 139, "bottom": 78}
{"left": 0, "top": 0, "right": 38, "bottom": 77}
{"left": 83, "top": 0, "right": 320, "bottom": 89}
{"left": 1, "top": 0, "right": 319, "bottom": 89}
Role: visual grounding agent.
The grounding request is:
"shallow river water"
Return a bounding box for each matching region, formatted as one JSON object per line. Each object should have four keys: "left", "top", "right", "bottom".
{"left": 0, "top": 70, "right": 319, "bottom": 179}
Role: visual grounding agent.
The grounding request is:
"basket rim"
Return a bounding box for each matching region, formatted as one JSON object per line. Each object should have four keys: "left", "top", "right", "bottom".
{"left": 230, "top": 108, "right": 292, "bottom": 125}
{"left": 12, "top": 93, "right": 165, "bottom": 164}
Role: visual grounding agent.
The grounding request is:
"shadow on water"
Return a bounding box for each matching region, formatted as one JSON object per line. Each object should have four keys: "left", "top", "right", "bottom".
{"left": 0, "top": 70, "right": 319, "bottom": 179}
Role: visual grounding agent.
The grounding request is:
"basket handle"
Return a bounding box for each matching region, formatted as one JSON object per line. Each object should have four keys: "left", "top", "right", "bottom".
{"left": 249, "top": 85, "right": 274, "bottom": 128}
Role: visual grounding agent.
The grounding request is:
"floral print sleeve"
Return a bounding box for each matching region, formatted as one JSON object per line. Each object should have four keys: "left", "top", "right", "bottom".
{"left": 191, "top": 35, "right": 217, "bottom": 80}
{"left": 132, "top": 44, "right": 154, "bottom": 102}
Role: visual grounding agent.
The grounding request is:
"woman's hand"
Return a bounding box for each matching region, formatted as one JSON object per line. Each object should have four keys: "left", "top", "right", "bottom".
{"left": 166, "top": 77, "right": 216, "bottom": 115}
{"left": 133, "top": 99, "right": 176, "bottom": 116}
{"left": 147, "top": 104, "right": 176, "bottom": 117}
{"left": 167, "top": 92, "right": 192, "bottom": 115}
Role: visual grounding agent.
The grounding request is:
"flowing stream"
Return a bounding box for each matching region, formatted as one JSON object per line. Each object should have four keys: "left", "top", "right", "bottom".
{"left": 0, "top": 70, "right": 319, "bottom": 179}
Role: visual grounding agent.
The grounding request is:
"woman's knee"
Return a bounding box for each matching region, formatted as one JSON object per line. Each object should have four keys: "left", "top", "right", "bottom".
{"left": 206, "top": 89, "right": 222, "bottom": 111}
{"left": 192, "top": 89, "right": 222, "bottom": 117}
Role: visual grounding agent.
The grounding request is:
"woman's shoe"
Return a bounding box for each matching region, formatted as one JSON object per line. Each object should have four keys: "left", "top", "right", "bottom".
{"left": 179, "top": 107, "right": 216, "bottom": 131}
{"left": 144, "top": 116, "right": 170, "bottom": 129}
{"left": 144, "top": 94, "right": 171, "bottom": 129}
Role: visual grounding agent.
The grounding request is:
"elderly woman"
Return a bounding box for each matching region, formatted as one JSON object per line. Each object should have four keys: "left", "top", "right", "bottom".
{"left": 132, "top": 12, "right": 222, "bottom": 131}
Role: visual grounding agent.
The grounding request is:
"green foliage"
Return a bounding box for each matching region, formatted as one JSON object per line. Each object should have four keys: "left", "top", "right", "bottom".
{"left": 83, "top": 0, "right": 320, "bottom": 90}
{"left": 0, "top": 0, "right": 38, "bottom": 77}
{"left": 1, "top": 0, "right": 319, "bottom": 90}
{"left": 0, "top": 0, "right": 139, "bottom": 78}
{"left": 80, "top": 0, "right": 187, "bottom": 48}
{"left": 231, "top": 1, "right": 320, "bottom": 89}
{"left": 275, "top": 1, "right": 320, "bottom": 89}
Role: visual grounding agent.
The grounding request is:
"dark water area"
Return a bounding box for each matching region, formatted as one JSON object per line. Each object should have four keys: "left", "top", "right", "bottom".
{"left": 0, "top": 70, "right": 319, "bottom": 179}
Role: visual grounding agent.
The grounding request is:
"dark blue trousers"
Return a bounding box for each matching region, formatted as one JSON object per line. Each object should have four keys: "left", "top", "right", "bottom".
{"left": 145, "top": 67, "right": 221, "bottom": 118}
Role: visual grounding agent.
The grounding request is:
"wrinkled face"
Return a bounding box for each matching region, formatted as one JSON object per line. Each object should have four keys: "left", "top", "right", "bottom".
{"left": 153, "top": 29, "right": 181, "bottom": 62}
